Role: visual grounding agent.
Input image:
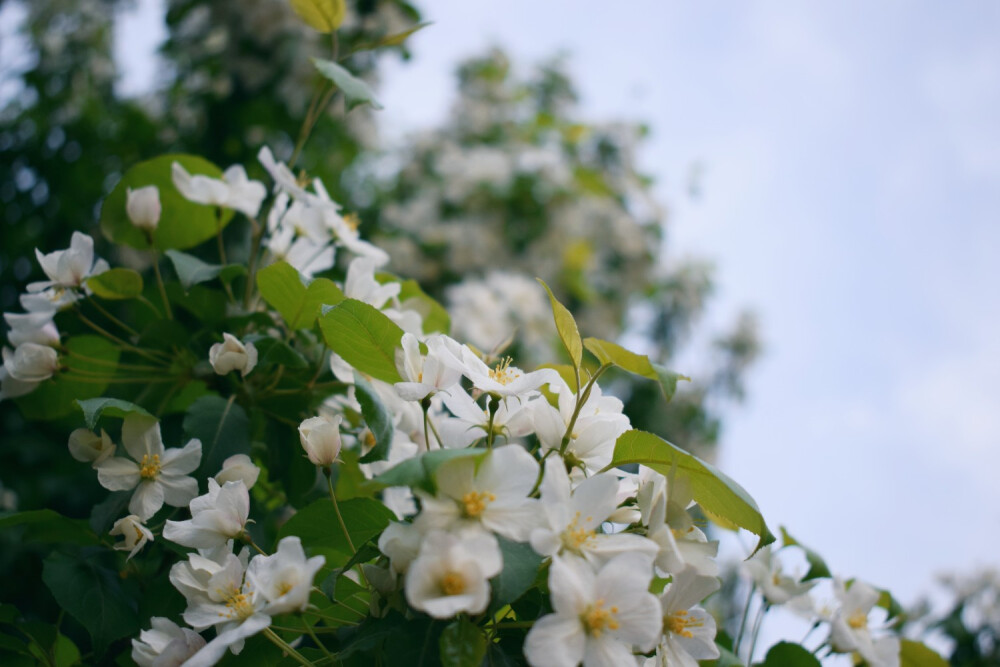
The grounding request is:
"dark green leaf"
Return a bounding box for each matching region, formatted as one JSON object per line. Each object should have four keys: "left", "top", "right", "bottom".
{"left": 257, "top": 261, "right": 345, "bottom": 330}
{"left": 900, "top": 639, "right": 948, "bottom": 667}
{"left": 602, "top": 430, "right": 775, "bottom": 554}
{"left": 85, "top": 268, "right": 143, "bottom": 300}
{"left": 100, "top": 154, "right": 232, "bottom": 251}
{"left": 89, "top": 491, "right": 132, "bottom": 536}
{"left": 583, "top": 337, "right": 689, "bottom": 402}
{"left": 312, "top": 58, "right": 384, "bottom": 110}
{"left": 318, "top": 299, "right": 404, "bottom": 384}
{"left": 165, "top": 250, "right": 244, "bottom": 290}
{"left": 440, "top": 617, "right": 487, "bottom": 667}
{"left": 41, "top": 552, "right": 139, "bottom": 654}
{"left": 780, "top": 527, "right": 831, "bottom": 581}
{"left": 761, "top": 642, "right": 821, "bottom": 667}
{"left": 277, "top": 497, "right": 395, "bottom": 565}
{"left": 246, "top": 336, "right": 309, "bottom": 370}
{"left": 354, "top": 372, "right": 393, "bottom": 463}
{"left": 0, "top": 510, "right": 97, "bottom": 545}
{"left": 490, "top": 536, "right": 544, "bottom": 610}
{"left": 17, "top": 336, "right": 121, "bottom": 420}
{"left": 537, "top": 278, "right": 582, "bottom": 373}
{"left": 75, "top": 397, "right": 152, "bottom": 430}
{"left": 182, "top": 395, "right": 250, "bottom": 478}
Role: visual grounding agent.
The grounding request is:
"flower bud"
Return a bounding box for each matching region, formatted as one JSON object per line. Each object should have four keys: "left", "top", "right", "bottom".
{"left": 110, "top": 514, "right": 153, "bottom": 560}
{"left": 208, "top": 333, "right": 257, "bottom": 377}
{"left": 68, "top": 428, "right": 115, "bottom": 465}
{"left": 3, "top": 342, "right": 59, "bottom": 383}
{"left": 298, "top": 414, "right": 343, "bottom": 466}
{"left": 215, "top": 453, "right": 260, "bottom": 489}
{"left": 126, "top": 185, "right": 161, "bottom": 232}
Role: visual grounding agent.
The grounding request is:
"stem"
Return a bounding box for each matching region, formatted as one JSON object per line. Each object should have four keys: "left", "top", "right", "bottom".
{"left": 63, "top": 349, "right": 164, "bottom": 372}
{"left": 263, "top": 627, "right": 315, "bottom": 667}
{"left": 421, "top": 396, "right": 434, "bottom": 449}
{"left": 150, "top": 250, "right": 173, "bottom": 319}
{"left": 242, "top": 534, "right": 268, "bottom": 556}
{"left": 325, "top": 470, "right": 356, "bottom": 555}
{"left": 485, "top": 394, "right": 500, "bottom": 449}
{"left": 300, "top": 615, "right": 334, "bottom": 660}
{"left": 87, "top": 298, "right": 140, "bottom": 337}
{"left": 746, "top": 601, "right": 768, "bottom": 666}
{"left": 560, "top": 364, "right": 611, "bottom": 456}
{"left": 216, "top": 208, "right": 229, "bottom": 265}
{"left": 733, "top": 582, "right": 756, "bottom": 655}
{"left": 74, "top": 309, "right": 168, "bottom": 362}
{"left": 244, "top": 218, "right": 263, "bottom": 308}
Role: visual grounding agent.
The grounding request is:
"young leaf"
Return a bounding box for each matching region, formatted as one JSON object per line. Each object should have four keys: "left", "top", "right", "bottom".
{"left": 439, "top": 616, "right": 487, "bottom": 667}
{"left": 601, "top": 429, "right": 775, "bottom": 554}
{"left": 312, "top": 58, "right": 384, "bottom": 110}
{"left": 780, "top": 527, "right": 832, "bottom": 580}
{"left": 85, "top": 268, "right": 143, "bottom": 300}
{"left": 256, "top": 260, "right": 344, "bottom": 329}
{"left": 165, "top": 249, "right": 243, "bottom": 290}
{"left": 75, "top": 397, "right": 153, "bottom": 429}
{"left": 537, "top": 278, "right": 583, "bottom": 374}
{"left": 318, "top": 298, "right": 405, "bottom": 384}
{"left": 290, "top": 0, "right": 345, "bottom": 33}
{"left": 583, "top": 336, "right": 689, "bottom": 402}
{"left": 354, "top": 372, "right": 394, "bottom": 464}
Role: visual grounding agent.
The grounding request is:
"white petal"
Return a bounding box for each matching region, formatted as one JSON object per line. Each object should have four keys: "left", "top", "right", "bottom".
{"left": 524, "top": 615, "right": 585, "bottom": 667}
{"left": 95, "top": 457, "right": 141, "bottom": 491}
{"left": 130, "top": 480, "right": 165, "bottom": 520}
{"left": 161, "top": 438, "right": 202, "bottom": 475}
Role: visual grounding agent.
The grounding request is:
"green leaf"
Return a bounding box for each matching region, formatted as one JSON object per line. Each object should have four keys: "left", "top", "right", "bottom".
{"left": 602, "top": 430, "right": 775, "bottom": 554}
{"left": 537, "top": 278, "right": 583, "bottom": 376}
{"left": 490, "top": 536, "right": 543, "bottom": 610}
{"left": 900, "top": 639, "right": 948, "bottom": 667}
{"left": 277, "top": 497, "right": 395, "bottom": 566}
{"left": 182, "top": 396, "right": 250, "bottom": 478}
{"left": 371, "top": 448, "right": 486, "bottom": 495}
{"left": 354, "top": 372, "right": 394, "bottom": 464}
{"left": 761, "top": 642, "right": 821, "bottom": 666}
{"left": 877, "top": 588, "right": 906, "bottom": 621}
{"left": 779, "top": 527, "right": 831, "bottom": 581}
{"left": 290, "top": 0, "right": 345, "bottom": 32}
{"left": 0, "top": 510, "right": 97, "bottom": 545}
{"left": 85, "top": 268, "right": 143, "bottom": 300}
{"left": 318, "top": 298, "right": 405, "bottom": 384}
{"left": 41, "top": 552, "right": 139, "bottom": 654}
{"left": 245, "top": 335, "right": 309, "bottom": 370}
{"left": 312, "top": 58, "right": 384, "bottom": 111}
{"left": 17, "top": 336, "right": 121, "bottom": 420}
{"left": 583, "top": 337, "right": 689, "bottom": 402}
{"left": 100, "top": 154, "right": 232, "bottom": 251}
{"left": 75, "top": 397, "right": 152, "bottom": 430}
{"left": 357, "top": 22, "right": 432, "bottom": 50}
{"left": 398, "top": 279, "right": 450, "bottom": 335}
{"left": 165, "top": 250, "right": 245, "bottom": 291}
{"left": 439, "top": 617, "right": 487, "bottom": 667}
{"left": 257, "top": 260, "right": 345, "bottom": 330}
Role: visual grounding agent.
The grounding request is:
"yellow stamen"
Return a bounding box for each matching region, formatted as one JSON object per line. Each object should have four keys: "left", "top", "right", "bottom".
{"left": 139, "top": 454, "right": 161, "bottom": 480}
{"left": 582, "top": 599, "right": 620, "bottom": 637}
{"left": 488, "top": 356, "right": 518, "bottom": 386}
{"left": 461, "top": 491, "right": 496, "bottom": 518}
{"left": 665, "top": 609, "right": 704, "bottom": 638}
{"left": 441, "top": 572, "right": 466, "bottom": 596}
{"left": 223, "top": 586, "right": 256, "bottom": 620}
{"left": 343, "top": 212, "right": 360, "bottom": 231}
{"left": 847, "top": 610, "right": 868, "bottom": 630}
{"left": 561, "top": 511, "right": 597, "bottom": 552}
{"left": 276, "top": 581, "right": 295, "bottom": 597}
{"left": 364, "top": 431, "right": 376, "bottom": 448}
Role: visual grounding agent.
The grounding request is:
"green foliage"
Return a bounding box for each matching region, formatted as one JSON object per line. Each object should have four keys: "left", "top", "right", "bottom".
{"left": 354, "top": 372, "right": 394, "bottom": 463}
{"left": 900, "top": 639, "right": 949, "bottom": 667}
{"left": 319, "top": 298, "right": 405, "bottom": 384}
{"left": 166, "top": 250, "right": 245, "bottom": 291}
{"left": 86, "top": 268, "right": 144, "bottom": 300}
{"left": 17, "top": 336, "right": 121, "bottom": 420}
{"left": 490, "top": 537, "right": 544, "bottom": 610}
{"left": 397, "top": 279, "right": 451, "bottom": 335}
{"left": 312, "top": 58, "right": 384, "bottom": 110}
{"left": 182, "top": 395, "right": 250, "bottom": 479}
{"left": 76, "top": 397, "right": 153, "bottom": 429}
{"left": 779, "top": 527, "right": 832, "bottom": 581}
{"left": 439, "top": 617, "right": 487, "bottom": 667}
{"left": 257, "top": 261, "right": 345, "bottom": 330}
{"left": 584, "top": 337, "right": 689, "bottom": 402}
{"left": 277, "top": 497, "right": 395, "bottom": 565}
{"left": 538, "top": 278, "right": 582, "bottom": 375}
{"left": 0, "top": 510, "right": 97, "bottom": 546}
{"left": 372, "top": 448, "right": 486, "bottom": 494}
{"left": 100, "top": 154, "right": 232, "bottom": 250}
{"left": 760, "top": 642, "right": 821, "bottom": 666}
{"left": 290, "top": 0, "right": 347, "bottom": 32}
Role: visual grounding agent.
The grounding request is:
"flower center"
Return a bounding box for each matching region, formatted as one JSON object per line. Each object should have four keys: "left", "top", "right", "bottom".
{"left": 488, "top": 357, "right": 518, "bottom": 386}
{"left": 847, "top": 610, "right": 868, "bottom": 630}
{"left": 139, "top": 454, "right": 161, "bottom": 480}
{"left": 561, "top": 511, "right": 597, "bottom": 552}
{"left": 582, "top": 599, "right": 619, "bottom": 637}
{"left": 224, "top": 588, "right": 256, "bottom": 620}
{"left": 665, "top": 609, "right": 703, "bottom": 638}
{"left": 343, "top": 212, "right": 360, "bottom": 232}
{"left": 276, "top": 580, "right": 296, "bottom": 597}
{"left": 440, "top": 572, "right": 467, "bottom": 596}
{"left": 461, "top": 491, "right": 496, "bottom": 518}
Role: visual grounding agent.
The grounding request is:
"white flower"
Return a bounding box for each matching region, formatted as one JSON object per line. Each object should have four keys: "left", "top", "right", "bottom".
{"left": 258, "top": 146, "right": 314, "bottom": 203}
{"left": 132, "top": 617, "right": 206, "bottom": 667}
{"left": 642, "top": 469, "right": 719, "bottom": 577}
{"left": 404, "top": 530, "right": 502, "bottom": 618}
{"left": 110, "top": 514, "right": 154, "bottom": 560}
{"left": 215, "top": 453, "right": 260, "bottom": 489}
{"left": 828, "top": 580, "right": 900, "bottom": 667}
{"left": 3, "top": 342, "right": 59, "bottom": 383}
{"left": 68, "top": 428, "right": 115, "bottom": 465}
{"left": 95, "top": 415, "right": 202, "bottom": 520}
{"left": 3, "top": 311, "right": 59, "bottom": 347}
{"left": 646, "top": 568, "right": 720, "bottom": 667}
{"left": 208, "top": 333, "right": 257, "bottom": 377}
{"left": 299, "top": 414, "right": 343, "bottom": 466}
{"left": 743, "top": 546, "right": 814, "bottom": 606}
{"left": 446, "top": 346, "right": 559, "bottom": 398}
{"left": 345, "top": 256, "right": 400, "bottom": 309}
{"left": 378, "top": 520, "right": 424, "bottom": 575}
{"left": 394, "top": 333, "right": 463, "bottom": 402}
{"left": 524, "top": 553, "right": 662, "bottom": 667}
{"left": 0, "top": 353, "right": 40, "bottom": 401}
{"left": 415, "top": 444, "right": 540, "bottom": 541}
{"left": 437, "top": 386, "right": 533, "bottom": 448}
{"left": 530, "top": 457, "right": 658, "bottom": 567}
{"left": 246, "top": 536, "right": 325, "bottom": 615}
{"left": 171, "top": 162, "right": 267, "bottom": 218}
{"left": 126, "top": 185, "right": 161, "bottom": 232}
{"left": 163, "top": 479, "right": 250, "bottom": 549}
{"left": 28, "top": 231, "right": 109, "bottom": 293}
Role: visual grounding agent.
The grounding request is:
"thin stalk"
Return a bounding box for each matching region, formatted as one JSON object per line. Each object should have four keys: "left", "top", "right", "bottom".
{"left": 560, "top": 364, "right": 611, "bottom": 456}
{"left": 244, "top": 217, "right": 263, "bottom": 308}
{"left": 733, "top": 582, "right": 756, "bottom": 655}
{"left": 485, "top": 394, "right": 500, "bottom": 449}
{"left": 421, "top": 396, "right": 434, "bottom": 449}
{"left": 746, "top": 601, "right": 769, "bottom": 666}
{"left": 60, "top": 374, "right": 176, "bottom": 385}
{"left": 150, "top": 250, "right": 173, "bottom": 319}
{"left": 87, "top": 298, "right": 140, "bottom": 337}
{"left": 263, "top": 627, "right": 315, "bottom": 667}
{"left": 63, "top": 350, "right": 164, "bottom": 372}
{"left": 326, "top": 472, "right": 356, "bottom": 554}
{"left": 300, "top": 615, "right": 334, "bottom": 660}
{"left": 74, "top": 310, "right": 168, "bottom": 362}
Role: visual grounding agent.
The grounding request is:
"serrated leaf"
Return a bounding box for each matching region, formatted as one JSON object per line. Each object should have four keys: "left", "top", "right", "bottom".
{"left": 312, "top": 57, "right": 383, "bottom": 110}
{"left": 900, "top": 639, "right": 948, "bottom": 667}
{"left": 85, "top": 268, "right": 143, "bottom": 300}
{"left": 75, "top": 397, "right": 152, "bottom": 429}
{"left": 277, "top": 497, "right": 394, "bottom": 567}
{"left": 165, "top": 249, "right": 244, "bottom": 291}
{"left": 439, "top": 616, "right": 487, "bottom": 667}
{"left": 256, "top": 260, "right": 344, "bottom": 329}
{"left": 780, "top": 527, "right": 832, "bottom": 580}
{"left": 537, "top": 278, "right": 583, "bottom": 376}
{"left": 318, "top": 298, "right": 404, "bottom": 384}
{"left": 100, "top": 154, "right": 232, "bottom": 250}
{"left": 290, "top": 0, "right": 345, "bottom": 32}
{"left": 182, "top": 395, "right": 249, "bottom": 478}
{"left": 583, "top": 337, "right": 689, "bottom": 402}
{"left": 601, "top": 430, "right": 775, "bottom": 554}
{"left": 354, "top": 372, "right": 393, "bottom": 464}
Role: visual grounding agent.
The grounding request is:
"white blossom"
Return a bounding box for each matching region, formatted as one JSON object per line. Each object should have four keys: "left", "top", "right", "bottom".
{"left": 209, "top": 333, "right": 257, "bottom": 377}
{"left": 394, "top": 333, "right": 463, "bottom": 402}
{"left": 126, "top": 185, "right": 161, "bottom": 232}
{"left": 827, "top": 580, "right": 900, "bottom": 667}
{"left": 215, "top": 453, "right": 260, "bottom": 489}
{"left": 28, "top": 231, "right": 109, "bottom": 294}
{"left": 110, "top": 514, "right": 154, "bottom": 560}
{"left": 163, "top": 479, "right": 250, "bottom": 549}
{"left": 171, "top": 162, "right": 267, "bottom": 218}
{"left": 3, "top": 311, "right": 59, "bottom": 347}
{"left": 246, "top": 536, "right": 325, "bottom": 615}
{"left": 404, "top": 530, "right": 502, "bottom": 618}
{"left": 645, "top": 568, "right": 721, "bottom": 667}
{"left": 68, "top": 428, "right": 115, "bottom": 465}
{"left": 132, "top": 617, "right": 205, "bottom": 667}
{"left": 3, "top": 342, "right": 59, "bottom": 383}
{"left": 299, "top": 414, "right": 343, "bottom": 466}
